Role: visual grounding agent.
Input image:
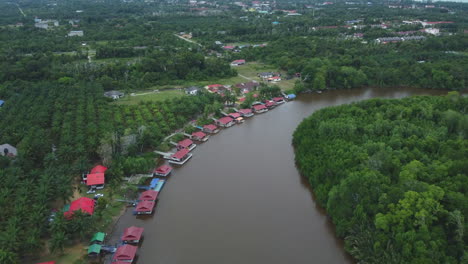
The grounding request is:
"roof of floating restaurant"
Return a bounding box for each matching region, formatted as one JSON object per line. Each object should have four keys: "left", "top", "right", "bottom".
{"left": 113, "top": 244, "right": 138, "bottom": 261}
{"left": 172, "top": 148, "right": 190, "bottom": 160}
{"left": 139, "top": 190, "right": 158, "bottom": 201}
{"left": 177, "top": 139, "right": 194, "bottom": 148}
{"left": 121, "top": 226, "right": 144, "bottom": 241}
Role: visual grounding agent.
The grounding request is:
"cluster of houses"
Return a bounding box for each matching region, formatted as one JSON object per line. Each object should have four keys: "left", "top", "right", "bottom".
{"left": 85, "top": 224, "right": 145, "bottom": 263}
{"left": 34, "top": 18, "right": 59, "bottom": 29}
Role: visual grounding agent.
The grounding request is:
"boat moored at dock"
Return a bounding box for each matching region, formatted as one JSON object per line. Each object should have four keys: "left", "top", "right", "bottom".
{"left": 138, "top": 190, "right": 158, "bottom": 202}
{"left": 191, "top": 131, "right": 209, "bottom": 142}
{"left": 216, "top": 116, "right": 235, "bottom": 128}
{"left": 176, "top": 138, "right": 196, "bottom": 151}
{"left": 153, "top": 165, "right": 172, "bottom": 177}
{"left": 121, "top": 226, "right": 144, "bottom": 244}
{"left": 202, "top": 124, "right": 220, "bottom": 134}
{"left": 112, "top": 244, "right": 138, "bottom": 263}
{"left": 133, "top": 200, "right": 155, "bottom": 215}
{"left": 167, "top": 149, "right": 192, "bottom": 165}
{"left": 273, "top": 97, "right": 286, "bottom": 104}
{"left": 252, "top": 104, "right": 268, "bottom": 114}
{"left": 238, "top": 108, "right": 254, "bottom": 117}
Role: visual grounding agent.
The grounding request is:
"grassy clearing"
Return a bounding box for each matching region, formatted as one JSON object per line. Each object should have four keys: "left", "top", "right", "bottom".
{"left": 114, "top": 89, "right": 186, "bottom": 105}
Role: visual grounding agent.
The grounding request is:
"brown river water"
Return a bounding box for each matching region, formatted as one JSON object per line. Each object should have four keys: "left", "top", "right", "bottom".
{"left": 107, "top": 87, "right": 450, "bottom": 264}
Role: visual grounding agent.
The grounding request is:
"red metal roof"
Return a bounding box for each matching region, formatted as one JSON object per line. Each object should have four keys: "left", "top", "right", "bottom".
{"left": 90, "top": 165, "right": 107, "bottom": 174}
{"left": 138, "top": 190, "right": 158, "bottom": 201}
{"left": 121, "top": 226, "right": 144, "bottom": 241}
{"left": 207, "top": 84, "right": 223, "bottom": 88}
{"left": 232, "top": 59, "right": 245, "bottom": 64}
{"left": 65, "top": 197, "right": 95, "bottom": 217}
{"left": 154, "top": 165, "right": 172, "bottom": 174}
{"left": 86, "top": 173, "right": 105, "bottom": 186}
{"left": 265, "top": 101, "right": 275, "bottom": 107}
{"left": 229, "top": 113, "right": 241, "bottom": 118}
{"left": 178, "top": 139, "right": 193, "bottom": 148}
{"left": 203, "top": 124, "right": 217, "bottom": 131}
{"left": 272, "top": 97, "right": 284, "bottom": 102}
{"left": 172, "top": 148, "right": 190, "bottom": 160}
{"left": 135, "top": 201, "right": 155, "bottom": 212}
{"left": 113, "top": 244, "right": 137, "bottom": 261}
{"left": 238, "top": 108, "right": 252, "bottom": 114}
{"left": 192, "top": 131, "right": 206, "bottom": 139}
{"left": 218, "top": 116, "right": 233, "bottom": 125}
{"left": 253, "top": 104, "right": 267, "bottom": 110}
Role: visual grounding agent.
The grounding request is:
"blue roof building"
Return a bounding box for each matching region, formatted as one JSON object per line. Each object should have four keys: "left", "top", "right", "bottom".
{"left": 0, "top": 100, "right": 4, "bottom": 107}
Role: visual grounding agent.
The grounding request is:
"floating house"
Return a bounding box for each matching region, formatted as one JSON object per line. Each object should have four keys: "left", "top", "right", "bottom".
{"left": 64, "top": 197, "right": 95, "bottom": 218}
{"left": 167, "top": 149, "right": 192, "bottom": 165}
{"left": 90, "top": 232, "right": 106, "bottom": 245}
{"left": 176, "top": 138, "right": 196, "bottom": 151}
{"left": 238, "top": 108, "right": 254, "bottom": 117}
{"left": 134, "top": 200, "right": 155, "bottom": 215}
{"left": 191, "top": 131, "right": 209, "bottom": 142}
{"left": 203, "top": 124, "right": 219, "bottom": 134}
{"left": 252, "top": 104, "right": 268, "bottom": 113}
{"left": 138, "top": 190, "right": 158, "bottom": 202}
{"left": 264, "top": 100, "right": 276, "bottom": 109}
{"left": 216, "top": 116, "right": 235, "bottom": 128}
{"left": 121, "top": 226, "right": 144, "bottom": 244}
{"left": 153, "top": 165, "right": 172, "bottom": 177}
{"left": 228, "top": 112, "right": 244, "bottom": 123}
{"left": 112, "top": 244, "right": 138, "bottom": 262}
{"left": 272, "top": 97, "right": 285, "bottom": 104}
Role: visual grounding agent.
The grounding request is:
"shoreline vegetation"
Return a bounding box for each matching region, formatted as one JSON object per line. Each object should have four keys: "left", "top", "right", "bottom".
{"left": 293, "top": 92, "right": 467, "bottom": 263}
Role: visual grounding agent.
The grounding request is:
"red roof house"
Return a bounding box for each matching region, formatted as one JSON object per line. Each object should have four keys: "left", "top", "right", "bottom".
{"left": 138, "top": 190, "right": 159, "bottom": 201}
{"left": 172, "top": 148, "right": 190, "bottom": 161}
{"left": 64, "top": 197, "right": 95, "bottom": 218}
{"left": 86, "top": 173, "right": 105, "bottom": 186}
{"left": 252, "top": 104, "right": 268, "bottom": 113}
{"left": 231, "top": 59, "right": 246, "bottom": 66}
{"left": 153, "top": 165, "right": 172, "bottom": 176}
{"left": 223, "top": 45, "right": 235, "bottom": 50}
{"left": 216, "top": 116, "right": 234, "bottom": 127}
{"left": 203, "top": 124, "right": 219, "bottom": 133}
{"left": 177, "top": 139, "right": 195, "bottom": 150}
{"left": 192, "top": 131, "right": 208, "bottom": 141}
{"left": 90, "top": 165, "right": 108, "bottom": 174}
{"left": 229, "top": 112, "right": 241, "bottom": 119}
{"left": 121, "top": 226, "right": 144, "bottom": 243}
{"left": 134, "top": 201, "right": 155, "bottom": 215}
{"left": 113, "top": 244, "right": 138, "bottom": 262}
{"left": 238, "top": 108, "right": 253, "bottom": 116}
{"left": 265, "top": 100, "right": 275, "bottom": 108}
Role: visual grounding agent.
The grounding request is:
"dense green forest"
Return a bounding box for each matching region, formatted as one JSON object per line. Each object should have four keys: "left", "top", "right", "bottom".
{"left": 0, "top": 80, "right": 219, "bottom": 262}
{"left": 293, "top": 93, "right": 468, "bottom": 263}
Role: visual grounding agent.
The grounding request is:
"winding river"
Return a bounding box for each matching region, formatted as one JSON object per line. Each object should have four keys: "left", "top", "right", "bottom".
{"left": 108, "top": 87, "right": 450, "bottom": 264}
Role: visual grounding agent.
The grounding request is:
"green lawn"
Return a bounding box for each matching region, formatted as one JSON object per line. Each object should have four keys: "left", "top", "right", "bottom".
{"left": 114, "top": 89, "right": 186, "bottom": 105}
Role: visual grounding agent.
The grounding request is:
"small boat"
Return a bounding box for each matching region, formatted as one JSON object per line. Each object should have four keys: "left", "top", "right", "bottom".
{"left": 153, "top": 165, "right": 172, "bottom": 177}
{"left": 154, "top": 180, "right": 165, "bottom": 192}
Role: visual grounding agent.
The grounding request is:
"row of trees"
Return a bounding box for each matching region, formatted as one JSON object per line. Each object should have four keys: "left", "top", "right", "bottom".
{"left": 293, "top": 93, "right": 468, "bottom": 263}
